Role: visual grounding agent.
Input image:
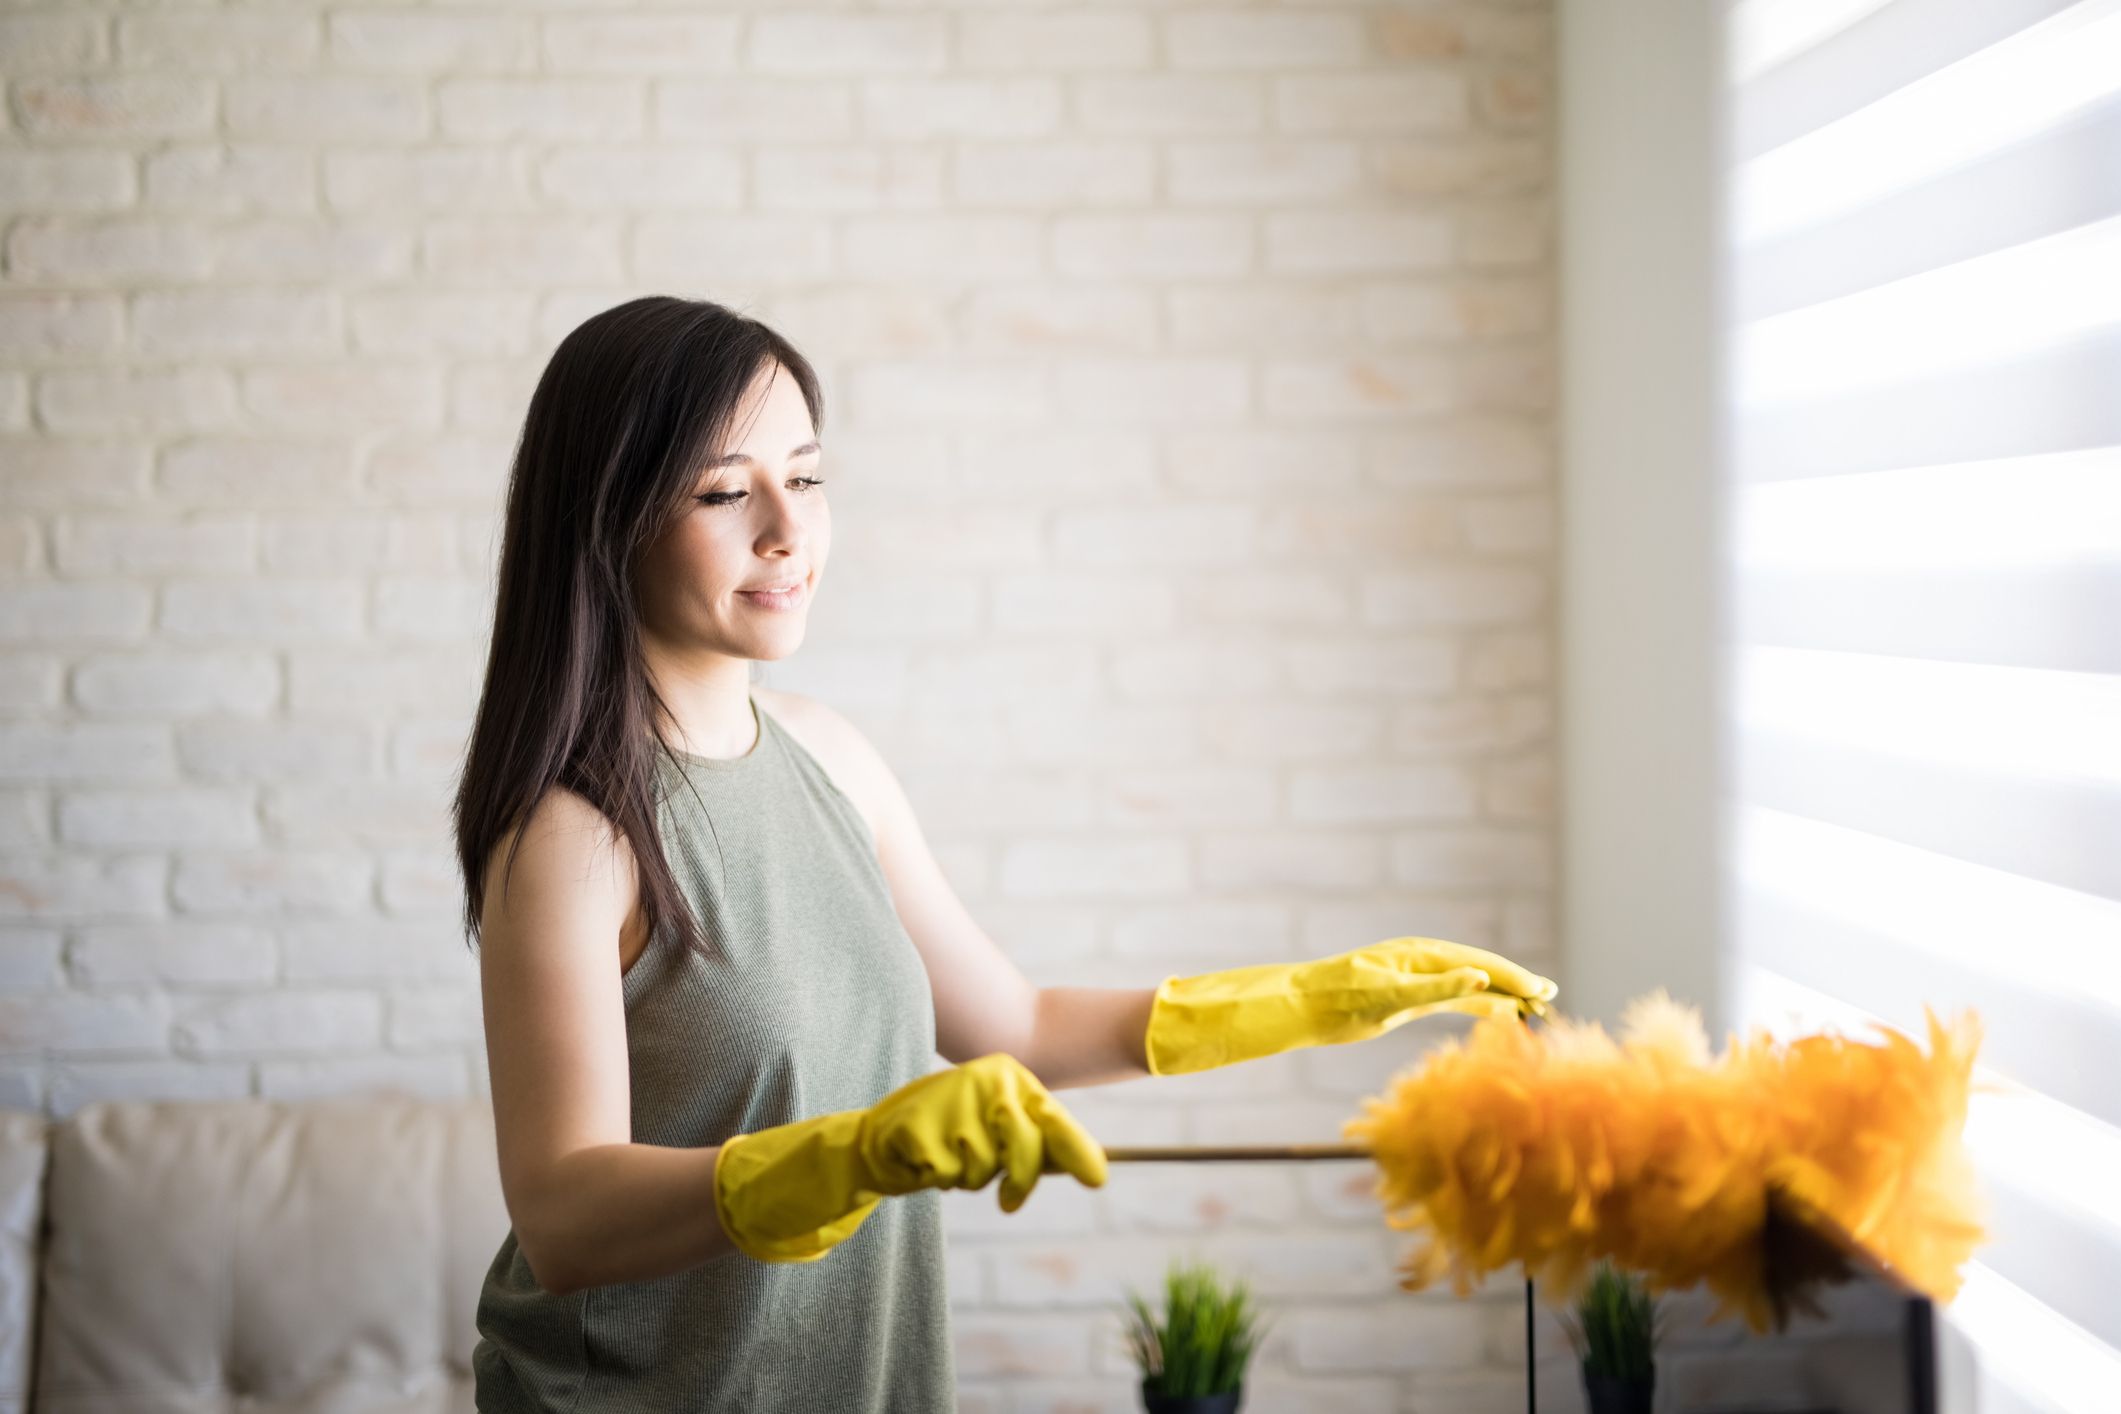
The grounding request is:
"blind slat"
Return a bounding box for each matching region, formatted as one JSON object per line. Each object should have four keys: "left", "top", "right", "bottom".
{"left": 1731, "top": 0, "right": 2085, "bottom": 161}
{"left": 1736, "top": 889, "right": 2121, "bottom": 1126}
{"left": 1964, "top": 1087, "right": 2121, "bottom": 1267}
{"left": 1735, "top": 97, "right": 2121, "bottom": 323}
{"left": 1951, "top": 1265, "right": 2121, "bottom": 1413}
{"left": 1732, "top": 328, "right": 2121, "bottom": 482}
{"left": 1968, "top": 1178, "right": 2121, "bottom": 1353}
{"left": 1737, "top": 449, "right": 2121, "bottom": 570}
{"left": 1735, "top": 564, "right": 2121, "bottom": 674}
{"left": 1736, "top": 734, "right": 2121, "bottom": 900}
{"left": 1734, "top": 809, "right": 2121, "bottom": 1004}
{"left": 1733, "top": 0, "right": 2121, "bottom": 242}
{"left": 1734, "top": 649, "right": 2121, "bottom": 782}
{"left": 1734, "top": 214, "right": 2121, "bottom": 407}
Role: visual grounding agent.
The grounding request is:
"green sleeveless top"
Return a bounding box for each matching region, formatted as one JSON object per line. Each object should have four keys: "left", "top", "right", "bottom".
{"left": 472, "top": 693, "right": 956, "bottom": 1412}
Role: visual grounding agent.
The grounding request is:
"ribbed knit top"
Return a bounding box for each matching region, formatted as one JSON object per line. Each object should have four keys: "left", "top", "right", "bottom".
{"left": 472, "top": 693, "right": 955, "bottom": 1412}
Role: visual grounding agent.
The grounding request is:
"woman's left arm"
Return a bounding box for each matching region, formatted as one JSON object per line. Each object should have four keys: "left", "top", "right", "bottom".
{"left": 809, "top": 703, "right": 1151, "bottom": 1089}
{"left": 809, "top": 702, "right": 1552, "bottom": 1091}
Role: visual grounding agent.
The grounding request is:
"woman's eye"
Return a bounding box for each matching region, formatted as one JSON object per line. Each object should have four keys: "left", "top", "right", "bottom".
{"left": 699, "top": 476, "right": 825, "bottom": 507}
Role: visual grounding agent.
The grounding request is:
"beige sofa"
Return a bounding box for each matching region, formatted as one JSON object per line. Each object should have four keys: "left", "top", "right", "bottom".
{"left": 2, "top": 1094, "right": 503, "bottom": 1414}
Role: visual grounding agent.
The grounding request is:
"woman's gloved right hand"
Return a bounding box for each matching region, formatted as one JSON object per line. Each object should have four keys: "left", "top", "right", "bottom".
{"left": 711, "top": 1051, "right": 1109, "bottom": 1264}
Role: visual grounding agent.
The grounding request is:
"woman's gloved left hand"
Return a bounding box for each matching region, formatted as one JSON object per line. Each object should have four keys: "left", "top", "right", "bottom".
{"left": 1141, "top": 935, "right": 1558, "bottom": 1076}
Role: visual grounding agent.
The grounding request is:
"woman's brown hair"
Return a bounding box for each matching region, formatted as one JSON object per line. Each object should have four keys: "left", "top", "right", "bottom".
{"left": 451, "top": 294, "right": 823, "bottom": 963}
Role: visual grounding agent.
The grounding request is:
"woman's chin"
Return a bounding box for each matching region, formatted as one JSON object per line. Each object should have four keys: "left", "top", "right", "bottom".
{"left": 737, "top": 623, "right": 806, "bottom": 658}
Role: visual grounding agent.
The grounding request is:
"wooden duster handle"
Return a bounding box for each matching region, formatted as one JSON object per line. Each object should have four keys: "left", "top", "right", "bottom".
{"left": 1103, "top": 1004, "right": 1547, "bottom": 1166}
{"left": 1102, "top": 1141, "right": 1370, "bottom": 1162}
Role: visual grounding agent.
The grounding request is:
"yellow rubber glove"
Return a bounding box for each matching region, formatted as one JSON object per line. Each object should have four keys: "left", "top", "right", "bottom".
{"left": 1142, "top": 935, "right": 1559, "bottom": 1076}
{"left": 711, "top": 1051, "right": 1109, "bottom": 1263}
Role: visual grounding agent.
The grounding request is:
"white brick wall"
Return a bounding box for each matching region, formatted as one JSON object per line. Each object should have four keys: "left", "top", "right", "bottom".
{"left": 0, "top": 2, "right": 1557, "bottom": 1405}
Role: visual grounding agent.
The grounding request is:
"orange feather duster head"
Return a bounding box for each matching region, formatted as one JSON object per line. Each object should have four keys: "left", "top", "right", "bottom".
{"left": 1343, "top": 991, "right": 1987, "bottom": 1333}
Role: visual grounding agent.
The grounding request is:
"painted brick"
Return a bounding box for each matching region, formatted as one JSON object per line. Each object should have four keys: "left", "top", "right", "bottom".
{"left": 960, "top": 16, "right": 1154, "bottom": 72}
{"left": 172, "top": 852, "right": 372, "bottom": 915}
{"left": 0, "top": 152, "right": 135, "bottom": 214}
{"left": 117, "top": 15, "right": 319, "bottom": 71}
{"left": 437, "top": 79, "right": 641, "bottom": 143}
{"left": 225, "top": 76, "right": 426, "bottom": 142}
{"left": 0, "top": 925, "right": 62, "bottom": 989}
{"left": 258, "top": 1051, "right": 467, "bottom": 1102}
{"left": 1289, "top": 1301, "right": 1490, "bottom": 1372}
{"left": 329, "top": 14, "right": 536, "bottom": 73}
{"left": 747, "top": 15, "right": 948, "bottom": 75}
{"left": 1077, "top": 75, "right": 1265, "bottom": 135}
{"left": 14, "top": 77, "right": 214, "bottom": 140}
{"left": 1166, "top": 13, "right": 1367, "bottom": 70}
{"left": 1276, "top": 73, "right": 1469, "bottom": 134}
{"left": 69, "top": 924, "right": 276, "bottom": 987}
{"left": 59, "top": 788, "right": 259, "bottom": 849}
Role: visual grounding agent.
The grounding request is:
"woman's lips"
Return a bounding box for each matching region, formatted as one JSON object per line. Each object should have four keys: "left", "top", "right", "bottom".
{"left": 738, "top": 580, "right": 806, "bottom": 610}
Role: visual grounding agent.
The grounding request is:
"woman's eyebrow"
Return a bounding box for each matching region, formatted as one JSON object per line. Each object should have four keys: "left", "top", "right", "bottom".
{"left": 702, "top": 441, "right": 821, "bottom": 470}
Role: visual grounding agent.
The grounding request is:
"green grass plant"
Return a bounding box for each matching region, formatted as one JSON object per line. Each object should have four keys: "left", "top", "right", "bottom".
{"left": 1563, "top": 1260, "right": 1663, "bottom": 1380}
{"left": 1121, "top": 1258, "right": 1268, "bottom": 1397}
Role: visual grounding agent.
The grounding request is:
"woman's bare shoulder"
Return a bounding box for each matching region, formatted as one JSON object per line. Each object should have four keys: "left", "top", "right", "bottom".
{"left": 753, "top": 687, "right": 882, "bottom": 834}
{"left": 754, "top": 685, "right": 832, "bottom": 760}
{"left": 483, "top": 784, "right": 641, "bottom": 932}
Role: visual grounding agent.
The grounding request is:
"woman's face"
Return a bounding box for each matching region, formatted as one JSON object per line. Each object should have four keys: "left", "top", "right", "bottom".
{"left": 636, "top": 361, "right": 829, "bottom": 664}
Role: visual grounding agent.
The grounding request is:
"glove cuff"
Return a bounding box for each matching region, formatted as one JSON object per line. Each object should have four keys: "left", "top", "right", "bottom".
{"left": 713, "top": 1111, "right": 882, "bottom": 1264}
{"left": 1144, "top": 975, "right": 1187, "bottom": 1076}
{"left": 1143, "top": 970, "right": 1298, "bottom": 1076}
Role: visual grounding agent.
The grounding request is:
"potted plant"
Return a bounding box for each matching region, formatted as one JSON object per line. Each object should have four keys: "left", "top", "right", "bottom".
{"left": 1561, "top": 1260, "right": 1665, "bottom": 1414}
{"left": 1120, "top": 1257, "right": 1268, "bottom": 1414}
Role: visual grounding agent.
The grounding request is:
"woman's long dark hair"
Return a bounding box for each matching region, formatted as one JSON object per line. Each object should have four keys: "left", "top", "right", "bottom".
{"left": 452, "top": 295, "right": 823, "bottom": 964}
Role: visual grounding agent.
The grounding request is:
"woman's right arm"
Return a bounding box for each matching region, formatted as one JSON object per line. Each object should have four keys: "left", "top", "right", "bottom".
{"left": 478, "top": 786, "right": 735, "bottom": 1296}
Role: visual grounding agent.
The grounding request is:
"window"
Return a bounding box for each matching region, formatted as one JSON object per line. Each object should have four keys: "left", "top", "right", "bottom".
{"left": 1720, "top": 2, "right": 2121, "bottom": 1408}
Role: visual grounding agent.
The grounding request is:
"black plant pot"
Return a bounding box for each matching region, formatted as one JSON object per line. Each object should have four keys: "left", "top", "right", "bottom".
{"left": 1583, "top": 1367, "right": 1656, "bottom": 1414}
{"left": 1139, "top": 1380, "right": 1242, "bottom": 1414}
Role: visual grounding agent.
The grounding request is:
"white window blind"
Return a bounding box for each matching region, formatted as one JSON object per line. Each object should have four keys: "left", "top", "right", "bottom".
{"left": 1719, "top": 2, "right": 2121, "bottom": 1410}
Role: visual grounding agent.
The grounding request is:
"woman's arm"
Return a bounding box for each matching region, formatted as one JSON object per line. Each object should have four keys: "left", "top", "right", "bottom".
{"left": 796, "top": 701, "right": 1159, "bottom": 1089}
{"left": 808, "top": 702, "right": 1553, "bottom": 1092}
{"left": 518, "top": 1143, "right": 733, "bottom": 1293}
{"left": 1024, "top": 986, "right": 1157, "bottom": 1090}
{"left": 479, "top": 788, "right": 739, "bottom": 1295}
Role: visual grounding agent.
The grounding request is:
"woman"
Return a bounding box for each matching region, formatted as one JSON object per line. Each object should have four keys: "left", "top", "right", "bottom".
{"left": 454, "top": 296, "right": 1557, "bottom": 1412}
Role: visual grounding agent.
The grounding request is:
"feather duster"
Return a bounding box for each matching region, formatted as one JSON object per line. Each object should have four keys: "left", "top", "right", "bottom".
{"left": 1342, "top": 990, "right": 1987, "bottom": 1333}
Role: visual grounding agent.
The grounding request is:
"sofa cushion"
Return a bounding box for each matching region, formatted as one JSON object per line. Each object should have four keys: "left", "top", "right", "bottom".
{"left": 34, "top": 1095, "right": 502, "bottom": 1414}
{"left": 0, "top": 1109, "right": 49, "bottom": 1414}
